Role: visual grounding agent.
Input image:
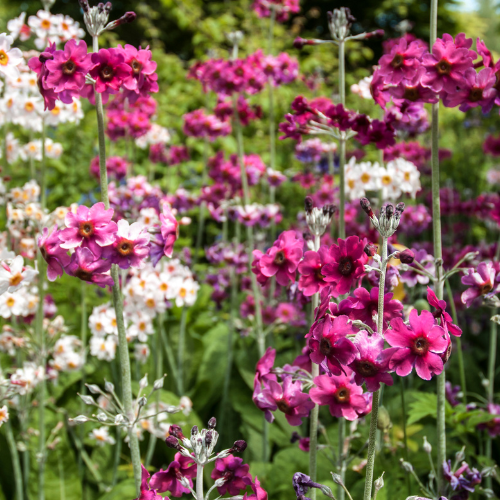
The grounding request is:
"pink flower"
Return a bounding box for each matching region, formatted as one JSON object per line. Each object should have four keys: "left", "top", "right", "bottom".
{"left": 427, "top": 287, "right": 462, "bottom": 337}
{"left": 310, "top": 369, "right": 369, "bottom": 421}
{"left": 259, "top": 230, "right": 303, "bottom": 286}
{"left": 253, "top": 377, "right": 314, "bottom": 426}
{"left": 59, "top": 202, "right": 117, "bottom": 258}
{"left": 298, "top": 437, "right": 310, "bottom": 452}
{"left": 45, "top": 39, "right": 92, "bottom": 93}
{"left": 28, "top": 42, "right": 61, "bottom": 110}
{"left": 349, "top": 331, "right": 393, "bottom": 392}
{"left": 149, "top": 453, "right": 196, "bottom": 497}
{"left": 384, "top": 309, "right": 448, "bottom": 380}
{"left": 322, "top": 236, "right": 367, "bottom": 296}
{"left": 160, "top": 205, "right": 179, "bottom": 258}
{"left": 297, "top": 246, "right": 333, "bottom": 296}
{"left": 255, "top": 347, "right": 277, "bottom": 384}
{"left": 252, "top": 0, "right": 300, "bottom": 22}
{"left": 38, "top": 227, "right": 71, "bottom": 281}
{"left": 211, "top": 455, "right": 252, "bottom": 496}
{"left": 387, "top": 67, "right": 440, "bottom": 104}
{"left": 89, "top": 48, "right": 132, "bottom": 101}
{"left": 307, "top": 315, "right": 357, "bottom": 375}
{"left": 243, "top": 477, "right": 267, "bottom": 500}
{"left": 103, "top": 220, "right": 150, "bottom": 269}
{"left": 136, "top": 465, "right": 164, "bottom": 500}
{"left": 64, "top": 247, "right": 114, "bottom": 288}
{"left": 378, "top": 38, "right": 426, "bottom": 85}
{"left": 421, "top": 34, "right": 475, "bottom": 93}
{"left": 461, "top": 261, "right": 498, "bottom": 307}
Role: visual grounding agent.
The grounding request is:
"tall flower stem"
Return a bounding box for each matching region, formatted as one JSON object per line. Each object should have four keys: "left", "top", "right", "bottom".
{"left": 428, "top": 1, "right": 446, "bottom": 494}
{"left": 337, "top": 418, "right": 346, "bottom": 500}
{"left": 338, "top": 40, "right": 346, "bottom": 239}
{"left": 92, "top": 34, "right": 142, "bottom": 497}
{"left": 363, "top": 236, "right": 387, "bottom": 500}
{"left": 196, "top": 463, "right": 204, "bottom": 500}
{"left": 309, "top": 234, "right": 321, "bottom": 500}
{"left": 177, "top": 306, "right": 188, "bottom": 395}
{"left": 78, "top": 281, "right": 88, "bottom": 482}
{"left": 194, "top": 137, "right": 209, "bottom": 264}
{"left": 6, "top": 420, "right": 24, "bottom": 500}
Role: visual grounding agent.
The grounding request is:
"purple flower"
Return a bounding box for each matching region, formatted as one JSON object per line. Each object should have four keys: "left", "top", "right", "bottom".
{"left": 349, "top": 331, "right": 393, "bottom": 392}
{"left": 149, "top": 453, "right": 197, "bottom": 497}
{"left": 399, "top": 248, "right": 435, "bottom": 287}
{"left": 378, "top": 38, "right": 426, "bottom": 85}
{"left": 477, "top": 403, "right": 500, "bottom": 437}
{"left": 135, "top": 465, "right": 163, "bottom": 500}
{"left": 119, "top": 44, "right": 159, "bottom": 101}
{"left": 210, "top": 455, "right": 252, "bottom": 496}
{"left": 103, "top": 220, "right": 150, "bottom": 269}
{"left": 292, "top": 472, "right": 322, "bottom": 500}
{"left": 160, "top": 205, "right": 178, "bottom": 258}
{"left": 59, "top": 202, "right": 117, "bottom": 258}
{"left": 461, "top": 261, "right": 498, "bottom": 307}
{"left": 427, "top": 287, "right": 462, "bottom": 337}
{"left": 64, "top": 247, "right": 114, "bottom": 288}
{"left": 38, "top": 227, "right": 71, "bottom": 281}
{"left": 255, "top": 347, "right": 277, "bottom": 384}
{"left": 89, "top": 48, "right": 132, "bottom": 101}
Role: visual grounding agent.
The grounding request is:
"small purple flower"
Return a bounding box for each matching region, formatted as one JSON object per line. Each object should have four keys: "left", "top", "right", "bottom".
{"left": 65, "top": 247, "right": 114, "bottom": 288}
{"left": 378, "top": 38, "right": 426, "bottom": 85}
{"left": 149, "top": 452, "right": 196, "bottom": 497}
{"left": 38, "top": 227, "right": 71, "bottom": 281}
{"left": 292, "top": 472, "right": 322, "bottom": 500}
{"left": 399, "top": 248, "right": 435, "bottom": 287}
{"left": 210, "top": 455, "right": 252, "bottom": 496}
{"left": 103, "top": 220, "right": 150, "bottom": 269}
{"left": 461, "top": 261, "right": 498, "bottom": 307}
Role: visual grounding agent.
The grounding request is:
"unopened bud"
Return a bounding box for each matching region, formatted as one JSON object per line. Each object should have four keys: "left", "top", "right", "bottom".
{"left": 71, "top": 415, "right": 89, "bottom": 424}
{"left": 364, "top": 243, "right": 378, "bottom": 257}
{"left": 169, "top": 424, "right": 184, "bottom": 439}
{"left": 104, "top": 380, "right": 114, "bottom": 393}
{"left": 364, "top": 29, "right": 385, "bottom": 39}
{"left": 423, "top": 436, "right": 432, "bottom": 454}
{"left": 397, "top": 249, "right": 414, "bottom": 264}
{"left": 153, "top": 377, "right": 165, "bottom": 390}
{"left": 106, "top": 11, "right": 136, "bottom": 30}
{"left": 78, "top": 0, "right": 90, "bottom": 13}
{"left": 360, "top": 197, "right": 374, "bottom": 218}
{"left": 377, "top": 406, "right": 392, "bottom": 432}
{"left": 293, "top": 37, "right": 316, "bottom": 49}
{"left": 304, "top": 196, "right": 314, "bottom": 214}
{"left": 114, "top": 414, "right": 125, "bottom": 424}
{"left": 139, "top": 375, "right": 148, "bottom": 389}
{"left": 323, "top": 204, "right": 336, "bottom": 217}
{"left": 79, "top": 394, "right": 96, "bottom": 406}
{"left": 97, "top": 412, "right": 107, "bottom": 422}
{"left": 138, "top": 396, "right": 147, "bottom": 407}
{"left": 374, "top": 472, "right": 385, "bottom": 492}
{"left": 385, "top": 203, "right": 394, "bottom": 219}
{"left": 165, "top": 435, "right": 181, "bottom": 450}
{"left": 191, "top": 425, "right": 199, "bottom": 436}
{"left": 331, "top": 472, "right": 344, "bottom": 485}
{"left": 400, "top": 459, "right": 413, "bottom": 473}
{"left": 205, "top": 430, "right": 213, "bottom": 447}
{"left": 455, "top": 447, "right": 465, "bottom": 463}
{"left": 395, "top": 202, "right": 405, "bottom": 219}
{"left": 208, "top": 417, "right": 216, "bottom": 429}
{"left": 86, "top": 384, "right": 101, "bottom": 394}
{"left": 230, "top": 440, "right": 247, "bottom": 453}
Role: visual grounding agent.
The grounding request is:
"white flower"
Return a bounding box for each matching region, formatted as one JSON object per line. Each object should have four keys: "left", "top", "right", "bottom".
{"left": 179, "top": 396, "right": 193, "bottom": 416}
{"left": 0, "top": 33, "right": 24, "bottom": 80}
{"left": 134, "top": 343, "right": 150, "bottom": 364}
{"left": 90, "top": 426, "right": 116, "bottom": 446}
{"left": 7, "top": 13, "right": 31, "bottom": 42}
{"left": 10, "top": 362, "right": 44, "bottom": 395}
{"left": 89, "top": 336, "right": 117, "bottom": 361}
{"left": 128, "top": 314, "right": 154, "bottom": 342}
{"left": 391, "top": 158, "right": 421, "bottom": 198}
{"left": 0, "top": 255, "right": 38, "bottom": 295}
{"left": 378, "top": 163, "right": 403, "bottom": 201}
{"left": 351, "top": 76, "right": 373, "bottom": 100}
{"left": 0, "top": 291, "right": 27, "bottom": 318}
{"left": 0, "top": 405, "right": 9, "bottom": 427}
{"left": 135, "top": 124, "right": 171, "bottom": 149}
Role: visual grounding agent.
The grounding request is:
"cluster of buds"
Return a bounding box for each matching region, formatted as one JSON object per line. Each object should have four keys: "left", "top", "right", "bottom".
{"left": 304, "top": 196, "right": 336, "bottom": 237}
{"left": 70, "top": 374, "right": 173, "bottom": 429}
{"left": 165, "top": 418, "right": 247, "bottom": 466}
{"left": 78, "top": 0, "right": 136, "bottom": 37}
{"left": 360, "top": 197, "right": 405, "bottom": 238}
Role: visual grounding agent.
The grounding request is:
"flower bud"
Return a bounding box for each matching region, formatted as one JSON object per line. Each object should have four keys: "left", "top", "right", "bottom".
{"left": 395, "top": 202, "right": 405, "bottom": 221}
{"left": 360, "top": 197, "right": 374, "bottom": 218}
{"left": 423, "top": 436, "right": 432, "bottom": 454}
{"left": 97, "top": 412, "right": 107, "bottom": 422}
{"left": 70, "top": 415, "right": 89, "bottom": 424}
{"left": 139, "top": 375, "right": 148, "bottom": 390}
{"left": 191, "top": 425, "right": 199, "bottom": 436}
{"left": 138, "top": 396, "right": 147, "bottom": 407}
{"left": 153, "top": 377, "right": 164, "bottom": 390}
{"left": 207, "top": 417, "right": 217, "bottom": 429}
{"left": 205, "top": 430, "right": 213, "bottom": 447}
{"left": 79, "top": 394, "right": 96, "bottom": 406}
{"left": 165, "top": 435, "right": 181, "bottom": 451}
{"left": 374, "top": 472, "right": 385, "bottom": 493}
{"left": 230, "top": 440, "right": 247, "bottom": 453}
{"left": 114, "top": 414, "right": 125, "bottom": 424}
{"left": 385, "top": 203, "right": 394, "bottom": 219}
{"left": 331, "top": 472, "right": 344, "bottom": 485}
{"left": 364, "top": 243, "right": 378, "bottom": 258}
{"left": 304, "top": 196, "right": 314, "bottom": 214}
{"left": 364, "top": 29, "right": 385, "bottom": 39}
{"left": 78, "top": 0, "right": 90, "bottom": 13}
{"left": 400, "top": 459, "right": 413, "bottom": 473}
{"left": 104, "top": 380, "right": 115, "bottom": 393}
{"left": 397, "top": 249, "right": 414, "bottom": 264}
{"left": 455, "top": 446, "right": 465, "bottom": 463}
{"left": 293, "top": 37, "right": 316, "bottom": 49}
{"left": 169, "top": 424, "right": 184, "bottom": 439}
{"left": 377, "top": 406, "right": 392, "bottom": 432}
{"left": 86, "top": 384, "right": 101, "bottom": 394}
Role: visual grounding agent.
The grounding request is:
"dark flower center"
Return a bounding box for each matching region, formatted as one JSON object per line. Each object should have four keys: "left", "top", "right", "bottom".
{"left": 79, "top": 221, "right": 94, "bottom": 238}
{"left": 338, "top": 256, "right": 354, "bottom": 276}
{"left": 75, "top": 268, "right": 93, "bottom": 282}
{"left": 403, "top": 86, "right": 420, "bottom": 102}
{"left": 412, "top": 336, "right": 429, "bottom": 356}
{"left": 131, "top": 58, "right": 142, "bottom": 75}
{"left": 469, "top": 87, "right": 483, "bottom": 102}
{"left": 436, "top": 59, "right": 451, "bottom": 76}
{"left": 319, "top": 337, "right": 332, "bottom": 356}
{"left": 334, "top": 387, "right": 350, "bottom": 403}
{"left": 355, "top": 360, "right": 378, "bottom": 377}
{"left": 274, "top": 250, "right": 285, "bottom": 265}
{"left": 117, "top": 240, "right": 134, "bottom": 256}
{"left": 100, "top": 65, "right": 114, "bottom": 81}
{"left": 391, "top": 54, "right": 404, "bottom": 69}
{"left": 315, "top": 267, "right": 325, "bottom": 281}
{"left": 62, "top": 60, "right": 76, "bottom": 75}
{"left": 479, "top": 281, "right": 493, "bottom": 295}
{"left": 276, "top": 398, "right": 290, "bottom": 413}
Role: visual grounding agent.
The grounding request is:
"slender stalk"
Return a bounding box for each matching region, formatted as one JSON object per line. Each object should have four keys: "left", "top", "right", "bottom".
{"left": 6, "top": 420, "right": 24, "bottom": 500}
{"left": 111, "top": 428, "right": 123, "bottom": 487}
{"left": 400, "top": 377, "right": 411, "bottom": 496}
{"left": 57, "top": 448, "right": 66, "bottom": 500}
{"left": 363, "top": 236, "right": 387, "bottom": 500}
{"left": 78, "top": 281, "right": 87, "bottom": 483}
{"left": 309, "top": 235, "right": 321, "bottom": 500}
{"left": 92, "top": 34, "right": 141, "bottom": 496}
{"left": 161, "top": 311, "right": 178, "bottom": 381}
{"left": 338, "top": 40, "right": 346, "bottom": 239}
{"left": 2, "top": 123, "right": 8, "bottom": 174}
{"left": 194, "top": 138, "right": 209, "bottom": 264}
{"left": 196, "top": 463, "right": 204, "bottom": 500}
{"left": 177, "top": 306, "right": 188, "bottom": 395}
{"left": 40, "top": 120, "right": 47, "bottom": 208}
{"left": 337, "top": 418, "right": 346, "bottom": 500}
{"left": 428, "top": 1, "right": 446, "bottom": 494}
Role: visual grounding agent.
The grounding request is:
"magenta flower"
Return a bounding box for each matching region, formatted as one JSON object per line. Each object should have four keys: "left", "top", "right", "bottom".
{"left": 322, "top": 236, "right": 367, "bottom": 296}
{"left": 103, "top": 220, "right": 150, "bottom": 269}
{"left": 136, "top": 465, "right": 163, "bottom": 500}
{"left": 378, "top": 38, "right": 426, "bottom": 84}
{"left": 149, "top": 453, "right": 196, "bottom": 497}
{"left": 310, "top": 369, "right": 369, "bottom": 421}
{"left": 259, "top": 230, "right": 303, "bottom": 286}
{"left": 28, "top": 42, "right": 60, "bottom": 110}
{"left": 253, "top": 377, "right": 314, "bottom": 426}
{"left": 38, "top": 227, "right": 71, "bottom": 281}
{"left": 255, "top": 347, "right": 277, "bottom": 384}
{"left": 427, "top": 287, "right": 462, "bottom": 337}
{"left": 119, "top": 44, "right": 159, "bottom": 100}
{"left": 387, "top": 67, "right": 440, "bottom": 104}
{"left": 211, "top": 455, "right": 252, "bottom": 496}
{"left": 349, "top": 331, "right": 393, "bottom": 392}
{"left": 307, "top": 315, "right": 357, "bottom": 376}
{"left": 243, "top": 477, "right": 268, "bottom": 500}
{"left": 349, "top": 286, "right": 403, "bottom": 332}
{"left": 461, "top": 261, "right": 498, "bottom": 307}
{"left": 421, "top": 34, "right": 475, "bottom": 93}
{"left": 89, "top": 48, "right": 132, "bottom": 100}
{"left": 45, "top": 39, "right": 92, "bottom": 93}
{"left": 160, "top": 205, "right": 179, "bottom": 258}
{"left": 59, "top": 202, "right": 117, "bottom": 258}
{"left": 384, "top": 309, "right": 448, "bottom": 380}
{"left": 297, "top": 246, "right": 333, "bottom": 296}
{"left": 477, "top": 403, "right": 500, "bottom": 437}
{"left": 65, "top": 247, "right": 114, "bottom": 288}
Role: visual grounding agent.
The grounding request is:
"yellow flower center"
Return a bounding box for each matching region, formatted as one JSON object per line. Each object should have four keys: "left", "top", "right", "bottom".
{"left": 0, "top": 50, "right": 9, "bottom": 66}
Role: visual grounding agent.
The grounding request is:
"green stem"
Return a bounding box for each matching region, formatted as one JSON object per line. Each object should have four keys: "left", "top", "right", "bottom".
{"left": 400, "top": 378, "right": 411, "bottom": 496}
{"left": 177, "top": 306, "right": 187, "bottom": 395}
{"left": 78, "top": 282, "right": 87, "bottom": 482}
{"left": 111, "top": 428, "right": 123, "bottom": 487}
{"left": 6, "top": 420, "right": 24, "bottom": 500}
{"left": 58, "top": 448, "right": 66, "bottom": 500}
{"left": 194, "top": 138, "right": 209, "bottom": 264}
{"left": 337, "top": 39, "right": 346, "bottom": 239}
{"left": 309, "top": 235, "right": 321, "bottom": 500}
{"left": 363, "top": 236, "right": 387, "bottom": 500}
{"left": 160, "top": 311, "right": 178, "bottom": 381}
{"left": 92, "top": 34, "right": 141, "bottom": 496}
{"left": 337, "top": 418, "right": 346, "bottom": 500}
{"left": 196, "top": 463, "right": 204, "bottom": 500}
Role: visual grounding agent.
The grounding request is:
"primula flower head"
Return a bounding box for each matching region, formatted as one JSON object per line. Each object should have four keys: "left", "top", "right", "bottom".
{"left": 427, "top": 287, "right": 462, "bottom": 337}
{"left": 38, "top": 227, "right": 71, "bottom": 281}
{"left": 298, "top": 246, "right": 333, "bottom": 297}
{"left": 65, "top": 247, "right": 113, "bottom": 288}
{"left": 378, "top": 38, "right": 426, "bottom": 85}
{"left": 461, "top": 261, "right": 498, "bottom": 307}
{"left": 160, "top": 205, "right": 179, "bottom": 258}
{"left": 149, "top": 452, "right": 196, "bottom": 497}
{"left": 211, "top": 455, "right": 252, "bottom": 496}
